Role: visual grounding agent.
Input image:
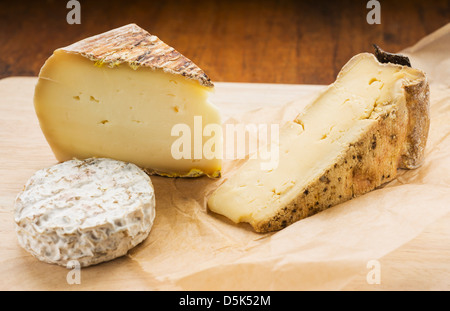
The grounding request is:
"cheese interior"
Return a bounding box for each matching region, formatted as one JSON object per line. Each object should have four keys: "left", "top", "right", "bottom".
{"left": 208, "top": 53, "right": 422, "bottom": 224}
{"left": 34, "top": 50, "right": 222, "bottom": 177}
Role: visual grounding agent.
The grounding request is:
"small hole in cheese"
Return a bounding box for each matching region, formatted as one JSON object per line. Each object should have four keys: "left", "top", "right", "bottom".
{"left": 90, "top": 95, "right": 100, "bottom": 103}
{"left": 369, "top": 77, "right": 380, "bottom": 85}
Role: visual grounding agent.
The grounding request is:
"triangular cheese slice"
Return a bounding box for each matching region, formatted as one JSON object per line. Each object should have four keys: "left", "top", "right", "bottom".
{"left": 208, "top": 52, "right": 430, "bottom": 232}
{"left": 34, "top": 24, "right": 221, "bottom": 177}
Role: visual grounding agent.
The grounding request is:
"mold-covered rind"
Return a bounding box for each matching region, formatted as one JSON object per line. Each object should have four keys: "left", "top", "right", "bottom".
{"left": 14, "top": 158, "right": 156, "bottom": 268}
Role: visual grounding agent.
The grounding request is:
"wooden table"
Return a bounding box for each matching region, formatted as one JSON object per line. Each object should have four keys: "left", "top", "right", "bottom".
{"left": 1, "top": 0, "right": 448, "bottom": 84}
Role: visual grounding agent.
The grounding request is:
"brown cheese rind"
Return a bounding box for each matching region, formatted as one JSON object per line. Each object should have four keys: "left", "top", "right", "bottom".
{"left": 59, "top": 23, "right": 214, "bottom": 88}
{"left": 400, "top": 78, "right": 430, "bottom": 169}
{"left": 371, "top": 45, "right": 430, "bottom": 169}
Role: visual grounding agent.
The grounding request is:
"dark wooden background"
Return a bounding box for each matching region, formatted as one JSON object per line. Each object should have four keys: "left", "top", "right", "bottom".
{"left": 1, "top": 0, "right": 448, "bottom": 85}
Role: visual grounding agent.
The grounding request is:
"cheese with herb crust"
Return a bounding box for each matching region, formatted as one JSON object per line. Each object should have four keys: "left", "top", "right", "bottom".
{"left": 208, "top": 52, "right": 430, "bottom": 232}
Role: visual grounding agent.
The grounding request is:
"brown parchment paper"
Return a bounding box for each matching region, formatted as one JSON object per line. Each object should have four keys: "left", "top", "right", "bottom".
{"left": 127, "top": 23, "right": 450, "bottom": 290}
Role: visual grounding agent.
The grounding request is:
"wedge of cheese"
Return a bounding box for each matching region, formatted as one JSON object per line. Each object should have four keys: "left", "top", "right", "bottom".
{"left": 208, "top": 51, "right": 430, "bottom": 232}
{"left": 34, "top": 24, "right": 221, "bottom": 177}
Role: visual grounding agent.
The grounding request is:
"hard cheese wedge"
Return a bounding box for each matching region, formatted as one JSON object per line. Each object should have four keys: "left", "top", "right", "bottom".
{"left": 34, "top": 24, "right": 221, "bottom": 177}
{"left": 208, "top": 52, "right": 430, "bottom": 232}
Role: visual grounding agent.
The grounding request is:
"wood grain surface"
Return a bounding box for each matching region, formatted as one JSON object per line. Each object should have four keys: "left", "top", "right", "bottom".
{"left": 0, "top": 0, "right": 449, "bottom": 84}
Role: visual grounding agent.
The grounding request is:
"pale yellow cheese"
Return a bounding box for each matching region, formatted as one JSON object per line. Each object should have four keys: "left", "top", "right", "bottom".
{"left": 207, "top": 53, "right": 427, "bottom": 231}
{"left": 34, "top": 50, "right": 222, "bottom": 177}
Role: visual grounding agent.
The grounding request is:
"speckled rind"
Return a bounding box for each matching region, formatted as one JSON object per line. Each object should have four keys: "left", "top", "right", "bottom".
{"left": 252, "top": 54, "right": 430, "bottom": 232}
{"left": 371, "top": 45, "right": 431, "bottom": 167}
{"left": 399, "top": 78, "right": 430, "bottom": 169}
{"left": 14, "top": 158, "right": 156, "bottom": 268}
{"left": 59, "top": 23, "right": 213, "bottom": 88}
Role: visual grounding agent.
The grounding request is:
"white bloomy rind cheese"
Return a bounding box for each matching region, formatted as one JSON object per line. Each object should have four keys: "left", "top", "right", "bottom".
{"left": 208, "top": 53, "right": 430, "bottom": 233}
{"left": 34, "top": 24, "right": 221, "bottom": 178}
{"left": 14, "top": 158, "right": 156, "bottom": 268}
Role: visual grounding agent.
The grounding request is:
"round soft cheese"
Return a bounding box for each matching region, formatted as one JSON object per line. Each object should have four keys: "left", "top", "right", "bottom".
{"left": 14, "top": 158, "right": 156, "bottom": 268}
